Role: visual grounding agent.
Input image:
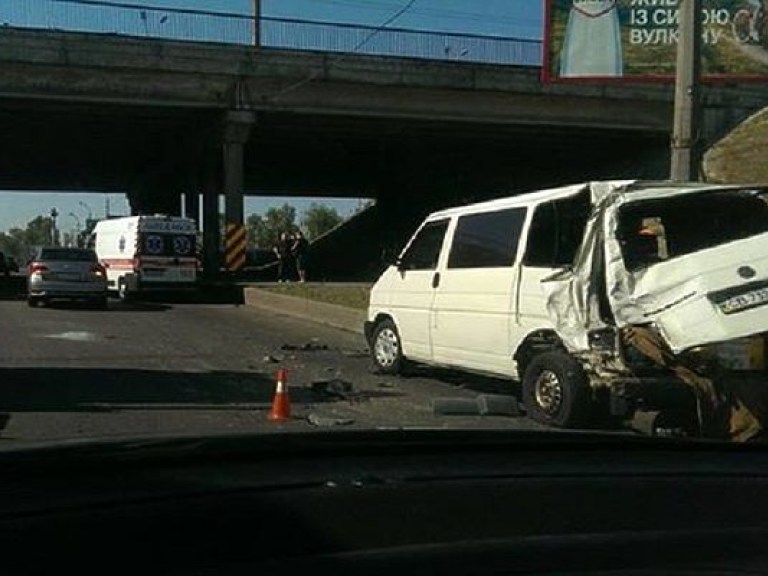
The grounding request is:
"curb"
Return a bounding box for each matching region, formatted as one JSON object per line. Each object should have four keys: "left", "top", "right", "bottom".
{"left": 243, "top": 286, "right": 366, "bottom": 334}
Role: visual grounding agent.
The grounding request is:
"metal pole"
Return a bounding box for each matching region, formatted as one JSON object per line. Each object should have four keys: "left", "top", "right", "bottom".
{"left": 253, "top": 0, "right": 260, "bottom": 47}
{"left": 670, "top": 0, "right": 702, "bottom": 182}
{"left": 50, "top": 208, "right": 58, "bottom": 247}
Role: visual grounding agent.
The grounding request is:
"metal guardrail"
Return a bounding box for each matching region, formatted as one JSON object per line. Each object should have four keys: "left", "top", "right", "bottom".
{"left": 261, "top": 17, "right": 541, "bottom": 66}
{"left": 1, "top": 0, "right": 542, "bottom": 66}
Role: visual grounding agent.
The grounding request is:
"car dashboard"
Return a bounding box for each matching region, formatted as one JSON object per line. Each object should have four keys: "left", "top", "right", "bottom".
{"left": 0, "top": 430, "right": 767, "bottom": 575}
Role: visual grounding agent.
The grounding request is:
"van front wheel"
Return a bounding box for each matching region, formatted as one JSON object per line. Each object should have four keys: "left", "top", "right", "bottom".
{"left": 371, "top": 319, "right": 404, "bottom": 375}
{"left": 522, "top": 351, "right": 592, "bottom": 428}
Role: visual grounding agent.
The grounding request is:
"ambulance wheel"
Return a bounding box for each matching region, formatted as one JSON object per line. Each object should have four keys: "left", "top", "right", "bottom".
{"left": 117, "top": 280, "right": 131, "bottom": 302}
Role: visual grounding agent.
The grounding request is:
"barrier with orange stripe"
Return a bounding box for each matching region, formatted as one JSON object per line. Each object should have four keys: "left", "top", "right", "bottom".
{"left": 224, "top": 223, "right": 247, "bottom": 272}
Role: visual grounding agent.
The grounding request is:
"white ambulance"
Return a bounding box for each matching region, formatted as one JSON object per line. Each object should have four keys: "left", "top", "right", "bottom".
{"left": 92, "top": 215, "right": 199, "bottom": 300}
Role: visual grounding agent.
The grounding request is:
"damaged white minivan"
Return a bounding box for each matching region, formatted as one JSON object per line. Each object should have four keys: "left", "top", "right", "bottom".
{"left": 364, "top": 180, "right": 768, "bottom": 432}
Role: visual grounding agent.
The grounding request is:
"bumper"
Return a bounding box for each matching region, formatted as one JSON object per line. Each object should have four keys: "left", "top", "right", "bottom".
{"left": 29, "top": 290, "right": 107, "bottom": 300}
{"left": 28, "top": 281, "right": 107, "bottom": 299}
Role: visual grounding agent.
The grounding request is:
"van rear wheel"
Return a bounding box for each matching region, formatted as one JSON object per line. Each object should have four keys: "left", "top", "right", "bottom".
{"left": 522, "top": 351, "right": 592, "bottom": 428}
{"left": 371, "top": 319, "right": 404, "bottom": 375}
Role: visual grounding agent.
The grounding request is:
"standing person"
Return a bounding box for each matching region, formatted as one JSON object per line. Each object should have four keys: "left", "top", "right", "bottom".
{"left": 291, "top": 229, "right": 309, "bottom": 283}
{"left": 273, "top": 232, "right": 293, "bottom": 283}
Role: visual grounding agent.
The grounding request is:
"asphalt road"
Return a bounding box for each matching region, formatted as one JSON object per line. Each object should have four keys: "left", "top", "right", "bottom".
{"left": 0, "top": 290, "right": 556, "bottom": 445}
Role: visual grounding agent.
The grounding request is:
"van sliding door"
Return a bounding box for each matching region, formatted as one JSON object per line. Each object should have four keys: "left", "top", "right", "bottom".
{"left": 430, "top": 208, "right": 526, "bottom": 375}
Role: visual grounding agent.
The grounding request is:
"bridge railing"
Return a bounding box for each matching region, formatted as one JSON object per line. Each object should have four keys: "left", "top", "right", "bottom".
{"left": 261, "top": 17, "right": 541, "bottom": 66}
{"left": 2, "top": 0, "right": 541, "bottom": 67}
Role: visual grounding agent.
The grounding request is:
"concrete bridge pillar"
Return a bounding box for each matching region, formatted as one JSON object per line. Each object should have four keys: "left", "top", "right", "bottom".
{"left": 201, "top": 155, "right": 221, "bottom": 278}
{"left": 222, "top": 110, "right": 255, "bottom": 229}
{"left": 184, "top": 190, "right": 200, "bottom": 224}
{"left": 219, "top": 110, "right": 255, "bottom": 274}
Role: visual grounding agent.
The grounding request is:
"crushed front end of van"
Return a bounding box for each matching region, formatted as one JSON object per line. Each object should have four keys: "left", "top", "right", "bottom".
{"left": 543, "top": 181, "right": 768, "bottom": 440}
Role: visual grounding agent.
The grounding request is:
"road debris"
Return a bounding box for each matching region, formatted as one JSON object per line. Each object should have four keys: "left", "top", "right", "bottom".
{"left": 262, "top": 354, "right": 281, "bottom": 364}
{"left": 340, "top": 348, "right": 370, "bottom": 358}
{"left": 630, "top": 409, "right": 688, "bottom": 438}
{"left": 432, "top": 398, "right": 478, "bottom": 416}
{"left": 281, "top": 342, "right": 329, "bottom": 352}
{"left": 311, "top": 378, "right": 369, "bottom": 403}
{"left": 433, "top": 394, "right": 521, "bottom": 417}
{"left": 477, "top": 394, "right": 521, "bottom": 416}
{"left": 307, "top": 413, "right": 355, "bottom": 427}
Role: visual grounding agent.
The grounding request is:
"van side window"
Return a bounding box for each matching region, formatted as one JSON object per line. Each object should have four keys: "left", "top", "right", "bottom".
{"left": 399, "top": 220, "right": 449, "bottom": 271}
{"left": 524, "top": 191, "right": 591, "bottom": 267}
{"left": 447, "top": 208, "right": 526, "bottom": 269}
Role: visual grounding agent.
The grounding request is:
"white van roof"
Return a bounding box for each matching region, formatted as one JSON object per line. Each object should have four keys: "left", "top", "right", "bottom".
{"left": 425, "top": 180, "right": 751, "bottom": 221}
{"left": 93, "top": 215, "right": 197, "bottom": 232}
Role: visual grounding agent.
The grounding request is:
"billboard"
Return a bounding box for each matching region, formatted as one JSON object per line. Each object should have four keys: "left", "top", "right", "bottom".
{"left": 544, "top": 0, "right": 768, "bottom": 81}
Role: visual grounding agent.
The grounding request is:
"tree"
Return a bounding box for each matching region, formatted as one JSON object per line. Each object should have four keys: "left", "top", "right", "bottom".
{"left": 0, "top": 229, "right": 25, "bottom": 261}
{"left": 246, "top": 204, "right": 296, "bottom": 248}
{"left": 0, "top": 216, "right": 56, "bottom": 261}
{"left": 25, "top": 216, "right": 54, "bottom": 247}
{"left": 301, "top": 203, "right": 343, "bottom": 241}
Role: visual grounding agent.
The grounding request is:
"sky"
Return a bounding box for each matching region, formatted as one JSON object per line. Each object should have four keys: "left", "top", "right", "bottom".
{"left": 0, "top": 0, "right": 544, "bottom": 233}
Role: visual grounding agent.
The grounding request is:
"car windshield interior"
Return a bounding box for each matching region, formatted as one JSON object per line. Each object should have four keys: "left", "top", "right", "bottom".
{"left": 6, "top": 2, "right": 768, "bottom": 573}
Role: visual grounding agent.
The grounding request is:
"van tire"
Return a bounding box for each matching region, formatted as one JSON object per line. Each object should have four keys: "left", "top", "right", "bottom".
{"left": 522, "top": 351, "right": 592, "bottom": 428}
{"left": 371, "top": 319, "right": 404, "bottom": 375}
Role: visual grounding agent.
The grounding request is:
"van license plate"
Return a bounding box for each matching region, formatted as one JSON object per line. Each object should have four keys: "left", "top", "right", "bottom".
{"left": 719, "top": 287, "right": 768, "bottom": 315}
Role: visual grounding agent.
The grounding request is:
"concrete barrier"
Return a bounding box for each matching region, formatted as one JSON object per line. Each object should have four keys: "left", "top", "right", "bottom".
{"left": 243, "top": 286, "right": 366, "bottom": 334}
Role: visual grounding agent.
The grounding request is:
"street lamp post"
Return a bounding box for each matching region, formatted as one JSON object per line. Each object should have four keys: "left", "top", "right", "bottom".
{"left": 670, "top": 0, "right": 702, "bottom": 182}
{"left": 69, "top": 213, "right": 81, "bottom": 247}
{"left": 50, "top": 208, "right": 59, "bottom": 247}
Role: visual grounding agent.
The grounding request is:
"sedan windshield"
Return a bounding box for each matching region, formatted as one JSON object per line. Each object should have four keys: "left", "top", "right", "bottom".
{"left": 38, "top": 248, "right": 98, "bottom": 262}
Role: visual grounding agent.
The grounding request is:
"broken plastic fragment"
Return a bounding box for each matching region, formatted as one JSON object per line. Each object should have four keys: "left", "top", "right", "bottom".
{"left": 307, "top": 413, "right": 355, "bottom": 427}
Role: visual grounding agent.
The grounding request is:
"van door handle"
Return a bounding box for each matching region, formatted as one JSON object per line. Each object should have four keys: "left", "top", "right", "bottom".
{"left": 432, "top": 272, "right": 440, "bottom": 289}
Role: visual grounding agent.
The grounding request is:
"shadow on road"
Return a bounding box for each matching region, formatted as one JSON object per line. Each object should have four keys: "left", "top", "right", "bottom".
{"left": 154, "top": 283, "right": 245, "bottom": 305}
{"left": 0, "top": 367, "right": 403, "bottom": 412}
{"left": 401, "top": 365, "right": 520, "bottom": 397}
{"left": 38, "top": 300, "right": 173, "bottom": 312}
{"left": 0, "top": 277, "right": 244, "bottom": 307}
{"left": 0, "top": 276, "right": 25, "bottom": 301}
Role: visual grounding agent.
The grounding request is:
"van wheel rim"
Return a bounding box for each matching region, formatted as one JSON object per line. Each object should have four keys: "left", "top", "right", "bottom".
{"left": 534, "top": 370, "right": 563, "bottom": 414}
{"left": 374, "top": 328, "right": 399, "bottom": 367}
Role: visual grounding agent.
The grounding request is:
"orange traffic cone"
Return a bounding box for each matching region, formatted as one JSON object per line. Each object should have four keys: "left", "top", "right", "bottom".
{"left": 268, "top": 368, "right": 291, "bottom": 421}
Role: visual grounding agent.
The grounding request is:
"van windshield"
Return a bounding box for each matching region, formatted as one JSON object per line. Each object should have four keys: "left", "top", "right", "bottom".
{"left": 617, "top": 188, "right": 768, "bottom": 271}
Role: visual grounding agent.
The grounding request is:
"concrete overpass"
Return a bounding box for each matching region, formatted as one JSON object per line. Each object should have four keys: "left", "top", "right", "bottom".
{"left": 0, "top": 26, "right": 766, "bottom": 276}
